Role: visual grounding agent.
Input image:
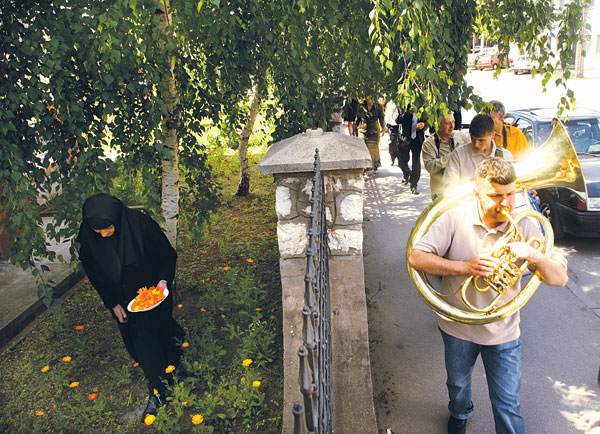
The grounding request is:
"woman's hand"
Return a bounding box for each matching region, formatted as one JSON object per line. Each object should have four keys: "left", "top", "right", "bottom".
{"left": 112, "top": 304, "right": 128, "bottom": 323}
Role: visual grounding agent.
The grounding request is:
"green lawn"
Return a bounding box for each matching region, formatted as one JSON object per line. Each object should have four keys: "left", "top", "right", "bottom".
{"left": 0, "top": 148, "right": 282, "bottom": 433}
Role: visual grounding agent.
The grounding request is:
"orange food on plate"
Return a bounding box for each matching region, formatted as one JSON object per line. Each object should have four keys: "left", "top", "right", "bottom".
{"left": 130, "top": 286, "right": 166, "bottom": 311}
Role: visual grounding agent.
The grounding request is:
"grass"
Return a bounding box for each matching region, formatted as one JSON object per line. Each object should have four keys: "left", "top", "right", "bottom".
{"left": 0, "top": 146, "right": 282, "bottom": 433}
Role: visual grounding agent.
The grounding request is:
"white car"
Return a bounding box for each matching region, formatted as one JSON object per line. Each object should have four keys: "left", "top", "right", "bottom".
{"left": 512, "top": 55, "right": 532, "bottom": 75}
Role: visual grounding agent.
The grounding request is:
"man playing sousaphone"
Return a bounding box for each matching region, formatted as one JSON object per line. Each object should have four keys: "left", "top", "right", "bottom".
{"left": 408, "top": 157, "right": 568, "bottom": 434}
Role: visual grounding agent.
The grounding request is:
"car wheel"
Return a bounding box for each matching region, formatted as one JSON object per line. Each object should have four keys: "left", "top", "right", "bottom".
{"left": 538, "top": 192, "right": 565, "bottom": 240}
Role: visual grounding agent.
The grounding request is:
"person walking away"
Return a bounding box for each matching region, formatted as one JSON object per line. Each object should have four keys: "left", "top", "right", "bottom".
{"left": 76, "top": 193, "right": 185, "bottom": 421}
{"left": 385, "top": 99, "right": 402, "bottom": 166}
{"left": 422, "top": 112, "right": 469, "bottom": 200}
{"left": 357, "top": 96, "right": 385, "bottom": 173}
{"left": 399, "top": 105, "right": 426, "bottom": 194}
{"left": 342, "top": 95, "right": 359, "bottom": 137}
{"left": 409, "top": 157, "right": 568, "bottom": 434}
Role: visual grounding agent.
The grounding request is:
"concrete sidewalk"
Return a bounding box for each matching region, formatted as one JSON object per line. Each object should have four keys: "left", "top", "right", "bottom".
{"left": 0, "top": 219, "right": 82, "bottom": 351}
{"left": 363, "top": 138, "right": 600, "bottom": 433}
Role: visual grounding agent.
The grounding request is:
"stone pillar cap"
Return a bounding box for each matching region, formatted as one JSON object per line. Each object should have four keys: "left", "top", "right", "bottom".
{"left": 259, "top": 129, "right": 372, "bottom": 175}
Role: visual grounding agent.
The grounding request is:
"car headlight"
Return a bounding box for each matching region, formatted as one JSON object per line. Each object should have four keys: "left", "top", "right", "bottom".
{"left": 588, "top": 197, "right": 600, "bottom": 211}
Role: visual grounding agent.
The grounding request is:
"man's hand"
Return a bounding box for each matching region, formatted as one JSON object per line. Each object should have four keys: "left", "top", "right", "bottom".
{"left": 467, "top": 255, "right": 498, "bottom": 277}
{"left": 156, "top": 279, "right": 168, "bottom": 289}
{"left": 416, "top": 122, "right": 425, "bottom": 130}
{"left": 112, "top": 304, "right": 128, "bottom": 323}
{"left": 508, "top": 242, "right": 544, "bottom": 264}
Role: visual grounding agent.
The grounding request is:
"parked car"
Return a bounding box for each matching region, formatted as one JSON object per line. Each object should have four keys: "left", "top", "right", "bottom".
{"left": 511, "top": 55, "right": 533, "bottom": 74}
{"left": 467, "top": 46, "right": 497, "bottom": 69}
{"left": 505, "top": 108, "right": 600, "bottom": 239}
{"left": 476, "top": 52, "right": 510, "bottom": 70}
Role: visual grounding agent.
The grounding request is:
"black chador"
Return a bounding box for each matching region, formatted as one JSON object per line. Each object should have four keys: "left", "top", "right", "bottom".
{"left": 76, "top": 193, "right": 184, "bottom": 413}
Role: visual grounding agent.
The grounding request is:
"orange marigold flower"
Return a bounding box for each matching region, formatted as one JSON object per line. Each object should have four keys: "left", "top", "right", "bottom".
{"left": 233, "top": 217, "right": 239, "bottom": 220}
{"left": 88, "top": 393, "right": 98, "bottom": 400}
{"left": 223, "top": 266, "right": 230, "bottom": 271}
{"left": 69, "top": 382, "right": 79, "bottom": 388}
{"left": 36, "top": 411, "right": 44, "bottom": 416}
{"left": 242, "top": 359, "right": 252, "bottom": 367}
{"left": 177, "top": 303, "right": 183, "bottom": 308}
{"left": 144, "top": 414, "right": 156, "bottom": 425}
{"left": 191, "top": 414, "right": 204, "bottom": 424}
{"left": 246, "top": 258, "right": 254, "bottom": 263}
{"left": 206, "top": 278, "right": 210, "bottom": 281}
{"left": 200, "top": 307, "right": 206, "bottom": 312}
{"left": 84, "top": 279, "right": 89, "bottom": 284}
{"left": 75, "top": 325, "right": 85, "bottom": 330}
{"left": 182, "top": 342, "right": 190, "bottom": 348}
{"left": 252, "top": 380, "right": 261, "bottom": 387}
{"left": 271, "top": 315, "right": 277, "bottom": 319}
{"left": 153, "top": 388, "right": 158, "bottom": 395}
{"left": 62, "top": 356, "right": 72, "bottom": 362}
{"left": 165, "top": 365, "right": 175, "bottom": 374}
{"left": 133, "top": 362, "right": 139, "bottom": 367}
{"left": 220, "top": 314, "right": 226, "bottom": 318}
{"left": 41, "top": 365, "right": 50, "bottom": 372}
{"left": 130, "top": 286, "right": 166, "bottom": 311}
{"left": 197, "top": 363, "right": 202, "bottom": 370}
{"left": 255, "top": 308, "right": 261, "bottom": 311}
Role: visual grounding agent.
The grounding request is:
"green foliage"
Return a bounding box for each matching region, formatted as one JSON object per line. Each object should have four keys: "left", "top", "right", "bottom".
{"left": 371, "top": 0, "right": 591, "bottom": 123}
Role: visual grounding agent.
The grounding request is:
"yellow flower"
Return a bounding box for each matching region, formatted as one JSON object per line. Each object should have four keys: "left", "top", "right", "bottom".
{"left": 242, "top": 359, "right": 252, "bottom": 367}
{"left": 153, "top": 388, "right": 158, "bottom": 395}
{"left": 252, "top": 380, "right": 261, "bottom": 388}
{"left": 200, "top": 307, "right": 206, "bottom": 312}
{"left": 69, "top": 382, "right": 79, "bottom": 388}
{"left": 182, "top": 401, "right": 188, "bottom": 406}
{"left": 177, "top": 303, "right": 183, "bottom": 308}
{"left": 197, "top": 363, "right": 202, "bottom": 370}
{"left": 246, "top": 258, "right": 254, "bottom": 263}
{"left": 182, "top": 342, "right": 190, "bottom": 348}
{"left": 165, "top": 365, "right": 175, "bottom": 374}
{"left": 144, "top": 414, "right": 156, "bottom": 425}
{"left": 41, "top": 365, "right": 49, "bottom": 372}
{"left": 35, "top": 411, "right": 44, "bottom": 416}
{"left": 191, "top": 414, "right": 204, "bottom": 424}
{"left": 62, "top": 356, "right": 71, "bottom": 362}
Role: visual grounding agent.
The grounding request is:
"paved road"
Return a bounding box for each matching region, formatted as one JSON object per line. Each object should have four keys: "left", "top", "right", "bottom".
{"left": 364, "top": 139, "right": 600, "bottom": 434}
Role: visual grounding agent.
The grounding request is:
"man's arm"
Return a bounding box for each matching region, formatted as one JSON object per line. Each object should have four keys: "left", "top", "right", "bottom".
{"left": 441, "top": 150, "right": 460, "bottom": 189}
{"left": 409, "top": 249, "right": 498, "bottom": 277}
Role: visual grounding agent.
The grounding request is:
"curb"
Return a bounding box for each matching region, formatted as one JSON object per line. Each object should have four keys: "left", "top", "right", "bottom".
{"left": 0, "top": 269, "right": 85, "bottom": 351}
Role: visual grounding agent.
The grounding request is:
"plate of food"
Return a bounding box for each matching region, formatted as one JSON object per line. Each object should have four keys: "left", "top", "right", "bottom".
{"left": 127, "top": 286, "right": 169, "bottom": 313}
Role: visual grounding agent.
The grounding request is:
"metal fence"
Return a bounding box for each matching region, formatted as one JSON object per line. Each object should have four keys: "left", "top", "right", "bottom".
{"left": 293, "top": 149, "right": 334, "bottom": 434}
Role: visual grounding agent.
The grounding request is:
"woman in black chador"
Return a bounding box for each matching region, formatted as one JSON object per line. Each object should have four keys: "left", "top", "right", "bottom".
{"left": 76, "top": 193, "right": 184, "bottom": 420}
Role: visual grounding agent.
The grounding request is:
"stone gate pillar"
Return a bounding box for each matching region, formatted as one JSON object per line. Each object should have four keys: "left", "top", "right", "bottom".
{"left": 260, "top": 128, "right": 378, "bottom": 434}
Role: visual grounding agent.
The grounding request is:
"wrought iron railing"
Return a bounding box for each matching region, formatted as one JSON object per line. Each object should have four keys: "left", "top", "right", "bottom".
{"left": 293, "top": 149, "right": 334, "bottom": 434}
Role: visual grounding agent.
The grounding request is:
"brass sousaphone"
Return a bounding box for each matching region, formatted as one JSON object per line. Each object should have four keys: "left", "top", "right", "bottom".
{"left": 406, "top": 119, "right": 587, "bottom": 324}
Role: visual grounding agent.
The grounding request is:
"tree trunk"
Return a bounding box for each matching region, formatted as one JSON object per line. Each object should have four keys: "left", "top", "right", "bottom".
{"left": 575, "top": 8, "right": 587, "bottom": 79}
{"left": 236, "top": 83, "right": 262, "bottom": 197}
{"left": 156, "top": 0, "right": 179, "bottom": 246}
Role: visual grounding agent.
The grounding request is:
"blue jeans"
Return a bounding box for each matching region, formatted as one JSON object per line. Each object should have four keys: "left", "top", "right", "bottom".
{"left": 440, "top": 328, "right": 526, "bottom": 434}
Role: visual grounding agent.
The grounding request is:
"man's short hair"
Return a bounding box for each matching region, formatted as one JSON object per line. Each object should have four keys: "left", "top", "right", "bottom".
{"left": 475, "top": 157, "right": 516, "bottom": 186}
{"left": 484, "top": 100, "right": 505, "bottom": 116}
{"left": 469, "top": 114, "right": 496, "bottom": 138}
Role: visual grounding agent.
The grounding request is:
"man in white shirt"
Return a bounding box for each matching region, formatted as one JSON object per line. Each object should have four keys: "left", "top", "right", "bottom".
{"left": 442, "top": 114, "right": 513, "bottom": 192}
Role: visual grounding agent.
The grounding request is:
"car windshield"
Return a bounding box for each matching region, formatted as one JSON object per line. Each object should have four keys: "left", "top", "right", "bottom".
{"left": 536, "top": 118, "right": 600, "bottom": 153}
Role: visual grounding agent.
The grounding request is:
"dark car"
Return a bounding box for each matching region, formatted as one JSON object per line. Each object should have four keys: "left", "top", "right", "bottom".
{"left": 505, "top": 108, "right": 600, "bottom": 239}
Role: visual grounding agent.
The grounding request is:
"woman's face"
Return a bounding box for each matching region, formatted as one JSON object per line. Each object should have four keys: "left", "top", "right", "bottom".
{"left": 93, "top": 224, "right": 115, "bottom": 238}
